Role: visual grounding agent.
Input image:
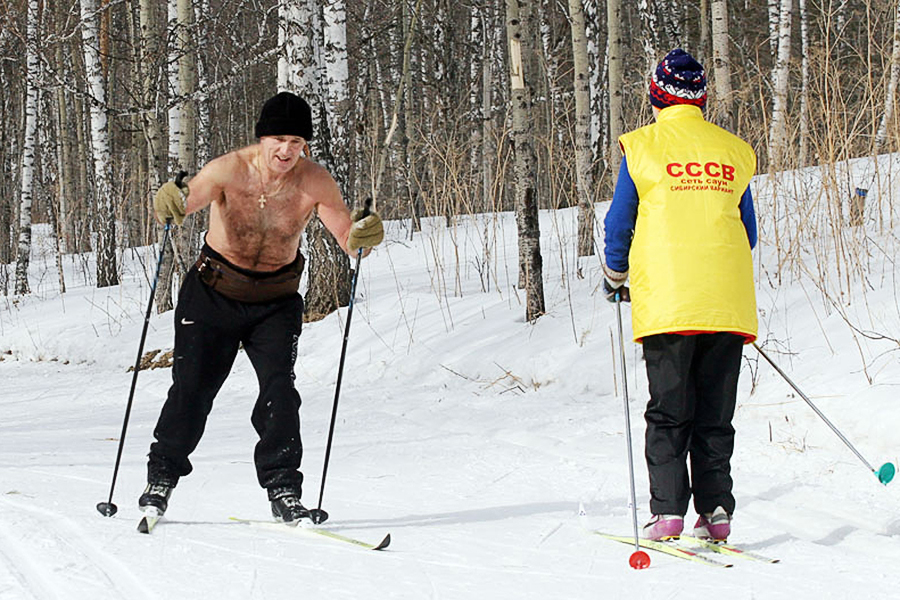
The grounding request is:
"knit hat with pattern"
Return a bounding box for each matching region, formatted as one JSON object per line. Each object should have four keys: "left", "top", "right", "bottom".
{"left": 649, "top": 49, "right": 707, "bottom": 110}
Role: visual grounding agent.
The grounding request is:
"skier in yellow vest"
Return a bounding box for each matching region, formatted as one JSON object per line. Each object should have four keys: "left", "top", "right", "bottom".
{"left": 603, "top": 49, "right": 758, "bottom": 543}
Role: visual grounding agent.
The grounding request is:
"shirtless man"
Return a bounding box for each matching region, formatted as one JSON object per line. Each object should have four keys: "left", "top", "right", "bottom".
{"left": 140, "top": 91, "right": 383, "bottom": 524}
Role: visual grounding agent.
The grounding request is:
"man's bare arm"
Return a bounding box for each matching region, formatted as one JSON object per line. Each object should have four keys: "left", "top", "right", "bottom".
{"left": 311, "top": 166, "right": 356, "bottom": 256}
{"left": 184, "top": 154, "right": 232, "bottom": 215}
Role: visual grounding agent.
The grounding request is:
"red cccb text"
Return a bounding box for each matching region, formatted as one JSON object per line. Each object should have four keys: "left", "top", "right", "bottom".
{"left": 666, "top": 162, "right": 735, "bottom": 181}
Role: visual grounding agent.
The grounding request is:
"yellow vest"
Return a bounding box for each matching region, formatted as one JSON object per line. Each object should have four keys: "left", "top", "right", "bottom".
{"left": 619, "top": 105, "right": 758, "bottom": 342}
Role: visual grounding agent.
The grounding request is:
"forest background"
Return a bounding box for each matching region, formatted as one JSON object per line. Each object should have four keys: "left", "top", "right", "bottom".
{"left": 2, "top": 0, "right": 900, "bottom": 326}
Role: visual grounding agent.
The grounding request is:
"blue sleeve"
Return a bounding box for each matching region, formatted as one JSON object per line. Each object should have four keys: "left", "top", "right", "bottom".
{"left": 603, "top": 156, "right": 639, "bottom": 273}
{"left": 739, "top": 186, "right": 757, "bottom": 250}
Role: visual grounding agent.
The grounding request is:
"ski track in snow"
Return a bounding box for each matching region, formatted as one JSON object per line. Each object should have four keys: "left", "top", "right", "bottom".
{"left": 0, "top": 497, "right": 153, "bottom": 600}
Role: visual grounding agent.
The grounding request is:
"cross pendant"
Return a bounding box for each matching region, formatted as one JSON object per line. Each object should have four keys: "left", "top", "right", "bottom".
{"left": 258, "top": 193, "right": 267, "bottom": 209}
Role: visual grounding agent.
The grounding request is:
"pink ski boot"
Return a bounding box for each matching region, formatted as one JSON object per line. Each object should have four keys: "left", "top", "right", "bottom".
{"left": 694, "top": 506, "right": 731, "bottom": 542}
{"left": 642, "top": 514, "right": 684, "bottom": 540}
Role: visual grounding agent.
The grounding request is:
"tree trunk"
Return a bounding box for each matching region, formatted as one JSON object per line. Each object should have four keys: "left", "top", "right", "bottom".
{"left": 14, "top": 0, "right": 40, "bottom": 296}
{"left": 606, "top": 0, "right": 625, "bottom": 183}
{"left": 279, "top": 0, "right": 352, "bottom": 319}
{"left": 569, "top": 0, "right": 595, "bottom": 257}
{"left": 875, "top": 0, "right": 900, "bottom": 153}
{"left": 768, "top": 0, "right": 793, "bottom": 170}
{"left": 798, "top": 0, "right": 810, "bottom": 167}
{"left": 711, "top": 0, "right": 734, "bottom": 131}
{"left": 767, "top": 0, "right": 779, "bottom": 56}
{"left": 505, "top": 0, "right": 545, "bottom": 321}
{"left": 80, "top": 0, "right": 118, "bottom": 288}
{"left": 308, "top": 0, "right": 353, "bottom": 318}
{"left": 405, "top": 0, "right": 422, "bottom": 234}
{"left": 699, "top": 0, "right": 710, "bottom": 63}
{"left": 157, "top": 0, "right": 198, "bottom": 312}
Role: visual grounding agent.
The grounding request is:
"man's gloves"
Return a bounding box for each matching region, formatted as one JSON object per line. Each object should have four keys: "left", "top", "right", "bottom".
{"left": 602, "top": 266, "right": 630, "bottom": 303}
{"left": 153, "top": 181, "right": 188, "bottom": 225}
{"left": 348, "top": 209, "right": 384, "bottom": 252}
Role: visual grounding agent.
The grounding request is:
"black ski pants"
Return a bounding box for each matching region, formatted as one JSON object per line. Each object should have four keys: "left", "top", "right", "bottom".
{"left": 642, "top": 332, "right": 744, "bottom": 517}
{"left": 147, "top": 266, "right": 304, "bottom": 494}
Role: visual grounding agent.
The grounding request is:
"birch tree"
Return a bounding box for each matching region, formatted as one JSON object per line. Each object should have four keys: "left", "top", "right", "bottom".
{"left": 278, "top": 0, "right": 352, "bottom": 318}
{"left": 80, "top": 0, "right": 118, "bottom": 288}
{"left": 307, "top": 0, "right": 353, "bottom": 318}
{"left": 583, "top": 0, "right": 604, "bottom": 170}
{"left": 768, "top": 0, "right": 793, "bottom": 169}
{"left": 607, "top": 0, "right": 625, "bottom": 182}
{"left": 14, "top": 0, "right": 39, "bottom": 296}
{"left": 568, "top": 0, "right": 595, "bottom": 256}
{"left": 505, "top": 0, "right": 546, "bottom": 321}
{"left": 798, "top": 0, "right": 810, "bottom": 166}
{"left": 875, "top": 0, "right": 900, "bottom": 153}
{"left": 157, "top": 0, "right": 198, "bottom": 312}
{"left": 767, "top": 0, "right": 780, "bottom": 55}
{"left": 699, "top": 0, "right": 710, "bottom": 63}
{"left": 711, "top": 0, "right": 734, "bottom": 131}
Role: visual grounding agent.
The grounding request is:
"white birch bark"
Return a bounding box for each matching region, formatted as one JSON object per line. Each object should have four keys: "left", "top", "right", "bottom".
{"left": 768, "top": 0, "right": 793, "bottom": 170}
{"left": 638, "top": 0, "right": 660, "bottom": 71}
{"left": 157, "top": 0, "right": 198, "bottom": 312}
{"left": 80, "top": 0, "right": 118, "bottom": 287}
{"left": 711, "top": 0, "right": 734, "bottom": 131}
{"left": 167, "top": 0, "right": 180, "bottom": 170}
{"left": 14, "top": 0, "right": 40, "bottom": 296}
{"left": 316, "top": 0, "right": 352, "bottom": 305}
{"left": 195, "top": 0, "right": 212, "bottom": 166}
{"left": 798, "top": 0, "right": 810, "bottom": 166}
{"left": 322, "top": 0, "right": 349, "bottom": 171}
{"left": 875, "top": 0, "right": 900, "bottom": 153}
{"left": 167, "top": 0, "right": 196, "bottom": 172}
{"left": 583, "top": 0, "right": 603, "bottom": 158}
{"left": 569, "top": 0, "right": 595, "bottom": 256}
{"left": 278, "top": 0, "right": 317, "bottom": 92}
{"left": 767, "top": 0, "right": 779, "bottom": 55}
{"left": 279, "top": 0, "right": 352, "bottom": 318}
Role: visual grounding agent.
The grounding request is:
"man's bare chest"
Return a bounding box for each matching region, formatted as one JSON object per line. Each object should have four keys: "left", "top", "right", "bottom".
{"left": 221, "top": 188, "right": 310, "bottom": 237}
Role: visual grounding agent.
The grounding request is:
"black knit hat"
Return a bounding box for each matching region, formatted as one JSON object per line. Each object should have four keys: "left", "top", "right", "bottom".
{"left": 254, "top": 91, "right": 314, "bottom": 140}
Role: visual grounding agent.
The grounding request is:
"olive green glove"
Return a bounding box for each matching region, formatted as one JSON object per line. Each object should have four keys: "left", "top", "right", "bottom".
{"left": 153, "top": 181, "right": 188, "bottom": 225}
{"left": 347, "top": 209, "right": 384, "bottom": 252}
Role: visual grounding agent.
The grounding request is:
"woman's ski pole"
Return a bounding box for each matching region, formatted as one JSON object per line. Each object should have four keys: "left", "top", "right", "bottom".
{"left": 753, "top": 342, "right": 895, "bottom": 485}
{"left": 615, "top": 292, "right": 651, "bottom": 569}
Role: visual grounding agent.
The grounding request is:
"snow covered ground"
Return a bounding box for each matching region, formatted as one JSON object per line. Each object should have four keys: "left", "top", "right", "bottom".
{"left": 2, "top": 174, "right": 900, "bottom": 599}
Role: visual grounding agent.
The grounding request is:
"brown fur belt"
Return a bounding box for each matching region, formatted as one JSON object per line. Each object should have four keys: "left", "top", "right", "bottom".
{"left": 195, "top": 249, "right": 305, "bottom": 303}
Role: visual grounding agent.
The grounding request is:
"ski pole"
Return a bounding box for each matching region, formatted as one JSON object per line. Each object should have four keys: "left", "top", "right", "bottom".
{"left": 97, "top": 172, "right": 186, "bottom": 517}
{"left": 753, "top": 342, "right": 895, "bottom": 485}
{"left": 614, "top": 292, "right": 651, "bottom": 569}
{"left": 309, "top": 199, "right": 372, "bottom": 525}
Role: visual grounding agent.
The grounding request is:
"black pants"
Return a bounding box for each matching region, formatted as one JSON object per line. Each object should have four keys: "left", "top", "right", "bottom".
{"left": 147, "top": 266, "right": 304, "bottom": 493}
{"left": 642, "top": 332, "right": 744, "bottom": 516}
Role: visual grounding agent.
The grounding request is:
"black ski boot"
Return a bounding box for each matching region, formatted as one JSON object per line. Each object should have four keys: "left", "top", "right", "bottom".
{"left": 138, "top": 482, "right": 174, "bottom": 516}
{"left": 269, "top": 487, "right": 310, "bottom": 524}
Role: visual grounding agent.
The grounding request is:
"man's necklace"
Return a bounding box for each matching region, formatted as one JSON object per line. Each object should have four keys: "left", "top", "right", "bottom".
{"left": 256, "top": 153, "right": 271, "bottom": 209}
